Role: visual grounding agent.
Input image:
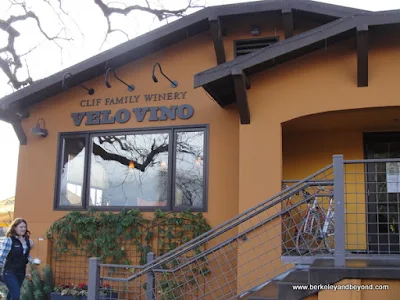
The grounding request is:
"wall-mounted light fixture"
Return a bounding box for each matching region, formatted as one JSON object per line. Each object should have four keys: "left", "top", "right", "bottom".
{"left": 152, "top": 63, "right": 178, "bottom": 88}
{"left": 105, "top": 68, "right": 135, "bottom": 91}
{"left": 31, "top": 118, "right": 48, "bottom": 138}
{"left": 62, "top": 72, "right": 95, "bottom": 95}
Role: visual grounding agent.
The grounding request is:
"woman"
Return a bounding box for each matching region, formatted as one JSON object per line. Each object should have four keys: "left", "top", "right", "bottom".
{"left": 0, "top": 218, "right": 34, "bottom": 300}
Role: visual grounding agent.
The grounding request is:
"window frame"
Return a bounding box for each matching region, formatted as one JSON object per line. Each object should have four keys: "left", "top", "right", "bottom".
{"left": 53, "top": 124, "right": 209, "bottom": 212}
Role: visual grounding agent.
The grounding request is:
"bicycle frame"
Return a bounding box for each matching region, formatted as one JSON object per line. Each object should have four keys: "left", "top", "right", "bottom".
{"left": 322, "top": 198, "right": 334, "bottom": 235}
{"left": 303, "top": 190, "right": 334, "bottom": 236}
{"left": 294, "top": 185, "right": 335, "bottom": 254}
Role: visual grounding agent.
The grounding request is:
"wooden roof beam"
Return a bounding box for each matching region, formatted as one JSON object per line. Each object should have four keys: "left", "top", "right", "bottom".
{"left": 0, "top": 111, "right": 27, "bottom": 145}
{"left": 209, "top": 16, "right": 226, "bottom": 65}
{"left": 357, "top": 25, "right": 368, "bottom": 87}
{"left": 11, "top": 119, "right": 27, "bottom": 145}
{"left": 232, "top": 68, "right": 250, "bottom": 124}
{"left": 282, "top": 8, "right": 294, "bottom": 39}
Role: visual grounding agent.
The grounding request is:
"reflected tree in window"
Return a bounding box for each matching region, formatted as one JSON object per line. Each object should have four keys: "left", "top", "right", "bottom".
{"left": 57, "top": 128, "right": 206, "bottom": 210}
{"left": 59, "top": 137, "right": 86, "bottom": 207}
{"left": 91, "top": 133, "right": 170, "bottom": 207}
{"left": 175, "top": 131, "right": 204, "bottom": 208}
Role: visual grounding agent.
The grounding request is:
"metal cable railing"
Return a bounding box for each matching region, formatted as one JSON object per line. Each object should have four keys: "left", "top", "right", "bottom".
{"left": 87, "top": 157, "right": 340, "bottom": 299}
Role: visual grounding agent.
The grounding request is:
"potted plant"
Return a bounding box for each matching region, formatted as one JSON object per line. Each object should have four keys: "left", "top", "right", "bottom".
{"left": 51, "top": 282, "right": 88, "bottom": 299}
{"left": 51, "top": 282, "right": 118, "bottom": 299}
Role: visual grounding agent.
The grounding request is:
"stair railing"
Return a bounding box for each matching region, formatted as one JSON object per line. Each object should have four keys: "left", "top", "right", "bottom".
{"left": 88, "top": 155, "right": 343, "bottom": 300}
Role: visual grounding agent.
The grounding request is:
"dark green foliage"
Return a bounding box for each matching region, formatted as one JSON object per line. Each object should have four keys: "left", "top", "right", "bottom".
{"left": 31, "top": 269, "right": 44, "bottom": 300}
{"left": 42, "top": 266, "right": 54, "bottom": 295}
{"left": 46, "top": 209, "right": 211, "bottom": 265}
{"left": 20, "top": 266, "right": 53, "bottom": 300}
{"left": 47, "top": 209, "right": 213, "bottom": 300}
{"left": 20, "top": 278, "right": 34, "bottom": 300}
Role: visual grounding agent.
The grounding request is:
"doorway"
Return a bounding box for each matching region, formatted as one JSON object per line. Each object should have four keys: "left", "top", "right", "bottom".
{"left": 364, "top": 132, "right": 400, "bottom": 254}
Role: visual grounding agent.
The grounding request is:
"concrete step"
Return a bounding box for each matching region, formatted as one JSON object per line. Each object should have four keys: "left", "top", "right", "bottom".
{"left": 309, "top": 258, "right": 400, "bottom": 284}
{"left": 245, "top": 280, "right": 278, "bottom": 300}
{"left": 278, "top": 269, "right": 315, "bottom": 300}
{"left": 243, "top": 258, "right": 400, "bottom": 300}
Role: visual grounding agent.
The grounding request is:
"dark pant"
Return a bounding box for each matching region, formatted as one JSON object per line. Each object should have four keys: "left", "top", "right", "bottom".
{"left": 3, "top": 271, "right": 25, "bottom": 300}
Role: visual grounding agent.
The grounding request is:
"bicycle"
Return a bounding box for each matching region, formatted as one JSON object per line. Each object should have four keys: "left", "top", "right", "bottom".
{"left": 295, "top": 186, "right": 335, "bottom": 255}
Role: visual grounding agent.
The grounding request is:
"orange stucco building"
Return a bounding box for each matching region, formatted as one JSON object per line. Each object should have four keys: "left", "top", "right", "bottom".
{"left": 2, "top": 0, "right": 400, "bottom": 299}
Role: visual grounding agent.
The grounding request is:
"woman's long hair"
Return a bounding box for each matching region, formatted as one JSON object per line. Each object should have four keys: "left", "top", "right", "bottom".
{"left": 6, "top": 218, "right": 31, "bottom": 238}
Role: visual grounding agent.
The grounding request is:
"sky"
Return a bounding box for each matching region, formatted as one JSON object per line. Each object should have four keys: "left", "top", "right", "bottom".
{"left": 1, "top": 0, "right": 400, "bottom": 201}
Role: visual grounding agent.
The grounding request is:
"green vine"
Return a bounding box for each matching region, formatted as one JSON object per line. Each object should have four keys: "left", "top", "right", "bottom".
{"left": 47, "top": 209, "right": 211, "bottom": 265}
{"left": 47, "top": 209, "right": 212, "bottom": 299}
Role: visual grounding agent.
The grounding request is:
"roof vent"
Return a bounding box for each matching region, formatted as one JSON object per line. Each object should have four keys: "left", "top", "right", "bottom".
{"left": 234, "top": 36, "right": 279, "bottom": 57}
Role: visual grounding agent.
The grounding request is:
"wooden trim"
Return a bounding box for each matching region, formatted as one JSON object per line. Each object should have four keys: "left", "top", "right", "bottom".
{"left": 282, "top": 8, "right": 294, "bottom": 39}
{"left": 195, "top": 16, "right": 358, "bottom": 88}
{"left": 10, "top": 119, "right": 27, "bottom": 145}
{"left": 232, "top": 69, "right": 250, "bottom": 125}
{"left": 209, "top": 16, "right": 226, "bottom": 65}
{"left": 1, "top": 110, "right": 27, "bottom": 145}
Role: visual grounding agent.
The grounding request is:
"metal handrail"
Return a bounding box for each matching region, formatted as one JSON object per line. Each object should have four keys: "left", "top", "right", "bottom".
{"left": 151, "top": 193, "right": 332, "bottom": 276}
{"left": 100, "top": 164, "right": 334, "bottom": 282}
{"left": 101, "top": 193, "right": 329, "bottom": 281}
{"left": 92, "top": 155, "right": 400, "bottom": 299}
{"left": 344, "top": 158, "right": 400, "bottom": 163}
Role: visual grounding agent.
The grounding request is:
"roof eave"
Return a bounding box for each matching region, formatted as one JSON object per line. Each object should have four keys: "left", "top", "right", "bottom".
{"left": 194, "top": 12, "right": 400, "bottom": 123}
{"left": 0, "top": 0, "right": 369, "bottom": 112}
{"left": 0, "top": 7, "right": 212, "bottom": 110}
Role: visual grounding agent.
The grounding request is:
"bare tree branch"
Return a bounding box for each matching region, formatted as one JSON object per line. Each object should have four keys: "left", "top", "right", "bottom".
{"left": 93, "top": 0, "right": 204, "bottom": 49}
{"left": 92, "top": 141, "right": 169, "bottom": 172}
{"left": 94, "top": 0, "right": 191, "bottom": 21}
{"left": 0, "top": 0, "right": 204, "bottom": 91}
{"left": 0, "top": 2, "right": 72, "bottom": 89}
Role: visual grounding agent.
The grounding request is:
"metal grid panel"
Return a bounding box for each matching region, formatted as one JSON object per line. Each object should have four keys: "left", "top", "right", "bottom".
{"left": 51, "top": 235, "right": 144, "bottom": 287}
{"left": 96, "top": 166, "right": 335, "bottom": 299}
{"left": 51, "top": 245, "right": 89, "bottom": 286}
{"left": 99, "top": 264, "right": 147, "bottom": 299}
{"left": 344, "top": 159, "right": 400, "bottom": 256}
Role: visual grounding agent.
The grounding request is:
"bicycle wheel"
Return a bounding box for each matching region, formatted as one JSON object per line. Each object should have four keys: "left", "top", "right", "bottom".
{"left": 295, "top": 214, "right": 324, "bottom": 255}
{"left": 323, "top": 212, "right": 335, "bottom": 253}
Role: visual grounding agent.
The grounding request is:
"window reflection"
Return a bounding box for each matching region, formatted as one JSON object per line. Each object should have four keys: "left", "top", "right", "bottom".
{"left": 90, "top": 133, "right": 169, "bottom": 207}
{"left": 174, "top": 131, "right": 204, "bottom": 208}
{"left": 56, "top": 128, "right": 207, "bottom": 210}
{"left": 59, "top": 137, "right": 86, "bottom": 206}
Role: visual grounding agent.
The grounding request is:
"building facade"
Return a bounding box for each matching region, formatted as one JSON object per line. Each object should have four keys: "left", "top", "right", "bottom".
{"left": 1, "top": 0, "right": 400, "bottom": 298}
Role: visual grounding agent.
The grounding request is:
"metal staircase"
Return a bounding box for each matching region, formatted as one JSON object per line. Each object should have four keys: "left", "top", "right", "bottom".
{"left": 87, "top": 155, "right": 400, "bottom": 299}
{"left": 241, "top": 258, "right": 400, "bottom": 300}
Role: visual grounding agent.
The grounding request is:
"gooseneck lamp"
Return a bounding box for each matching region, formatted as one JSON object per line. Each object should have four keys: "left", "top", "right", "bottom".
{"left": 62, "top": 72, "right": 95, "bottom": 95}
{"left": 105, "top": 68, "right": 135, "bottom": 91}
{"left": 152, "top": 63, "right": 178, "bottom": 88}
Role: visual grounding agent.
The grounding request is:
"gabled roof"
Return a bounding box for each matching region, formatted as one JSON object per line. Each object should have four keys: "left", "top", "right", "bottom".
{"left": 193, "top": 10, "right": 400, "bottom": 124}
{"left": 0, "top": 0, "right": 366, "bottom": 114}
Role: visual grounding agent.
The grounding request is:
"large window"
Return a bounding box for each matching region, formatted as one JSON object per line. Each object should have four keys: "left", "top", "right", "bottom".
{"left": 55, "top": 126, "right": 208, "bottom": 211}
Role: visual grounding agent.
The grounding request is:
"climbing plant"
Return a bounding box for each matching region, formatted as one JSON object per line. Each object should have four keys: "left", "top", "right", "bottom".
{"left": 46, "top": 209, "right": 211, "bottom": 265}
